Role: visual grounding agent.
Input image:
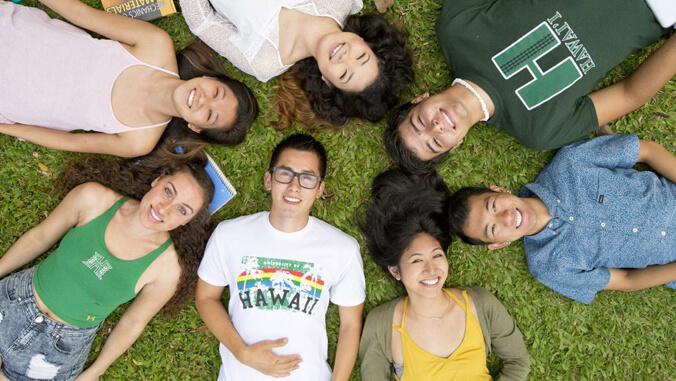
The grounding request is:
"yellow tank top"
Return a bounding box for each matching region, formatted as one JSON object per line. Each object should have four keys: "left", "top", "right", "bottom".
{"left": 392, "top": 289, "right": 492, "bottom": 381}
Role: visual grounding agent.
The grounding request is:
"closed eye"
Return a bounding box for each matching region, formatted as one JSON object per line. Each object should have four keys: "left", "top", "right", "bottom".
{"left": 340, "top": 70, "right": 347, "bottom": 80}
{"left": 208, "top": 110, "right": 212, "bottom": 121}
{"left": 357, "top": 53, "right": 365, "bottom": 60}
{"left": 214, "top": 88, "right": 219, "bottom": 98}
{"left": 433, "top": 138, "right": 442, "bottom": 148}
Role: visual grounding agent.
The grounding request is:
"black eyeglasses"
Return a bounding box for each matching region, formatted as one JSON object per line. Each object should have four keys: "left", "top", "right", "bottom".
{"left": 270, "top": 167, "right": 322, "bottom": 189}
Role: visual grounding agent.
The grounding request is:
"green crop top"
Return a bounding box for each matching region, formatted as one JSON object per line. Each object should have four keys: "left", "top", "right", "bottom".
{"left": 33, "top": 196, "right": 172, "bottom": 328}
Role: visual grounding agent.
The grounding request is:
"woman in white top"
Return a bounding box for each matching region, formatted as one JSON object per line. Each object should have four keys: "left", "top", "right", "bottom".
{"left": 180, "top": 0, "right": 414, "bottom": 129}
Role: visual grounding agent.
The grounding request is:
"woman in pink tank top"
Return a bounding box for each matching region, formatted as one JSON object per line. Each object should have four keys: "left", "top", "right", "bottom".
{"left": 0, "top": 0, "right": 258, "bottom": 158}
{"left": 0, "top": 153, "right": 215, "bottom": 380}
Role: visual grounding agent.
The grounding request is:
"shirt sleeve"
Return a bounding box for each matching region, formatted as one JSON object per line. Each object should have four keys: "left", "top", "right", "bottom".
{"left": 556, "top": 134, "right": 640, "bottom": 170}
{"left": 471, "top": 288, "right": 530, "bottom": 381}
{"left": 197, "top": 223, "right": 231, "bottom": 287}
{"left": 329, "top": 243, "right": 366, "bottom": 306}
{"left": 358, "top": 305, "right": 395, "bottom": 381}
{"left": 179, "top": 0, "right": 257, "bottom": 78}
{"left": 533, "top": 262, "right": 611, "bottom": 305}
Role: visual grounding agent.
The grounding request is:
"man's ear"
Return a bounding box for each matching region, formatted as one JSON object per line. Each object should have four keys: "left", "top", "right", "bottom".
{"left": 487, "top": 241, "right": 511, "bottom": 250}
{"left": 315, "top": 181, "right": 325, "bottom": 199}
{"left": 264, "top": 171, "right": 272, "bottom": 191}
{"left": 489, "top": 185, "right": 511, "bottom": 194}
{"left": 388, "top": 265, "right": 401, "bottom": 281}
{"left": 187, "top": 123, "right": 202, "bottom": 134}
{"left": 411, "top": 92, "right": 430, "bottom": 104}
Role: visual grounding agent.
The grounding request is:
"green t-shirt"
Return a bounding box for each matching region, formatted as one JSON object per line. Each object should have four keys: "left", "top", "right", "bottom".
{"left": 436, "top": 0, "right": 666, "bottom": 150}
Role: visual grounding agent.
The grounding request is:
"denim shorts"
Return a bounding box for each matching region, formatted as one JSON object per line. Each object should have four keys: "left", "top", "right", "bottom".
{"left": 0, "top": 268, "right": 99, "bottom": 381}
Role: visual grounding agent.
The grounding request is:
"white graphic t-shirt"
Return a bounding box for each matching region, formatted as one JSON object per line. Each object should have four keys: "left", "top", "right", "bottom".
{"left": 198, "top": 212, "right": 366, "bottom": 381}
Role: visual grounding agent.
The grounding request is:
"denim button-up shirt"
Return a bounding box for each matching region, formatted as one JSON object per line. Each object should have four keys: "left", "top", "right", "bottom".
{"left": 520, "top": 134, "right": 676, "bottom": 304}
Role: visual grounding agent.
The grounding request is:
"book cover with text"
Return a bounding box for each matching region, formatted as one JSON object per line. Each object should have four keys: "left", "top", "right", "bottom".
{"left": 101, "top": 0, "right": 176, "bottom": 21}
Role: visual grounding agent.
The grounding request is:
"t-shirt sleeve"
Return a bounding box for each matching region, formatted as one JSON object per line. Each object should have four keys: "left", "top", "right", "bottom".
{"left": 197, "top": 224, "right": 231, "bottom": 287}
{"left": 533, "top": 263, "right": 610, "bottom": 305}
{"left": 329, "top": 243, "right": 366, "bottom": 307}
{"left": 556, "top": 134, "right": 640, "bottom": 170}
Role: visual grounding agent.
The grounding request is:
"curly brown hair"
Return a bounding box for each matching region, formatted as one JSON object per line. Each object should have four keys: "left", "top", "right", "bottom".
{"left": 273, "top": 14, "right": 414, "bottom": 130}
{"left": 56, "top": 153, "right": 215, "bottom": 317}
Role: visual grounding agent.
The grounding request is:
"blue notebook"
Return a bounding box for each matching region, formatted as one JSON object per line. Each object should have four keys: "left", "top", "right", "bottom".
{"left": 173, "top": 146, "right": 236, "bottom": 214}
{"left": 204, "top": 153, "right": 237, "bottom": 214}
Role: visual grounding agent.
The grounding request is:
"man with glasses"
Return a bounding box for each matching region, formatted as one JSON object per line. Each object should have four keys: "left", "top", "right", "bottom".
{"left": 195, "top": 134, "right": 366, "bottom": 380}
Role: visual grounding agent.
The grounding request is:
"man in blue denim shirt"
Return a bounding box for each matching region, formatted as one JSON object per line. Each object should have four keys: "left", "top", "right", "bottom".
{"left": 449, "top": 134, "right": 676, "bottom": 304}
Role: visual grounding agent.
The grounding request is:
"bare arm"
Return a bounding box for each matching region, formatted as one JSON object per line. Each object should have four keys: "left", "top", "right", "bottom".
{"left": 606, "top": 263, "right": 676, "bottom": 292}
{"left": 330, "top": 304, "right": 364, "bottom": 381}
{"left": 589, "top": 33, "right": 676, "bottom": 126}
{"left": 37, "top": 0, "right": 170, "bottom": 49}
{"left": 637, "top": 139, "right": 676, "bottom": 184}
{"left": 75, "top": 260, "right": 181, "bottom": 380}
{"left": 0, "top": 123, "right": 161, "bottom": 158}
{"left": 195, "top": 279, "right": 302, "bottom": 377}
{"left": 0, "top": 184, "right": 100, "bottom": 278}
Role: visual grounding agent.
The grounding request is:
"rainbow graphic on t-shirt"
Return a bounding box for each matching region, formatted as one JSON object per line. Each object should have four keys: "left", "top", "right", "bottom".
{"left": 235, "top": 256, "right": 325, "bottom": 315}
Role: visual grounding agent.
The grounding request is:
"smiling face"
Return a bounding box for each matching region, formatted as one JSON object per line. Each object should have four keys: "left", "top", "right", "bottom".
{"left": 388, "top": 233, "right": 448, "bottom": 298}
{"left": 315, "top": 31, "right": 379, "bottom": 92}
{"left": 174, "top": 76, "right": 239, "bottom": 131}
{"left": 397, "top": 91, "right": 475, "bottom": 161}
{"left": 463, "top": 192, "right": 546, "bottom": 247}
{"left": 139, "top": 172, "right": 206, "bottom": 232}
{"left": 264, "top": 149, "right": 325, "bottom": 230}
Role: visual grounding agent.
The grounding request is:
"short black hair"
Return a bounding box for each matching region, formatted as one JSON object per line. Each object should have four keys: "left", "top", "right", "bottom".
{"left": 384, "top": 102, "right": 449, "bottom": 174}
{"left": 269, "top": 134, "right": 328, "bottom": 178}
{"left": 360, "top": 169, "right": 451, "bottom": 279}
{"left": 448, "top": 187, "right": 496, "bottom": 245}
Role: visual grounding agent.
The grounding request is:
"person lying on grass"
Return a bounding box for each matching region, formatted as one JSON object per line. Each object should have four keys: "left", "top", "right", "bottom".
{"left": 449, "top": 134, "right": 676, "bottom": 304}
{"left": 0, "top": 154, "right": 214, "bottom": 381}
{"left": 359, "top": 169, "right": 530, "bottom": 381}
{"left": 180, "top": 0, "right": 413, "bottom": 130}
{"left": 195, "top": 134, "right": 365, "bottom": 380}
{"left": 383, "top": 0, "right": 676, "bottom": 173}
{"left": 0, "top": 0, "right": 258, "bottom": 158}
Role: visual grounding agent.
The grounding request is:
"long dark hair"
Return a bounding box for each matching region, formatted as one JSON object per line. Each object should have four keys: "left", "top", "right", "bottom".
{"left": 56, "top": 153, "right": 215, "bottom": 317}
{"left": 274, "top": 14, "right": 413, "bottom": 130}
{"left": 165, "top": 40, "right": 259, "bottom": 150}
{"left": 360, "top": 169, "right": 451, "bottom": 279}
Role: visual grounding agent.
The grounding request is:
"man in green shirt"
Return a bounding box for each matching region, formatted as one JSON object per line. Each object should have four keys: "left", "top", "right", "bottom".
{"left": 384, "top": 0, "right": 675, "bottom": 173}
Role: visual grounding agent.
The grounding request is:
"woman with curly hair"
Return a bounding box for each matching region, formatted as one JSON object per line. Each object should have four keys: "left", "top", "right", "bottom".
{"left": 0, "top": 0, "right": 258, "bottom": 158}
{"left": 0, "top": 154, "right": 214, "bottom": 380}
{"left": 358, "top": 169, "right": 530, "bottom": 381}
{"left": 180, "top": 0, "right": 413, "bottom": 129}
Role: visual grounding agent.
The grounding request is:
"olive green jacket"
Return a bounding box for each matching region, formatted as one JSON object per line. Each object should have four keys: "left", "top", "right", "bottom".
{"left": 359, "top": 287, "right": 530, "bottom": 381}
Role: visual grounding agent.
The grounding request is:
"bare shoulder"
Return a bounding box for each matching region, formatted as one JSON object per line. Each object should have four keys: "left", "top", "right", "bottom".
{"left": 148, "top": 243, "right": 181, "bottom": 284}
{"left": 67, "top": 183, "right": 122, "bottom": 221}
{"left": 447, "top": 287, "right": 479, "bottom": 320}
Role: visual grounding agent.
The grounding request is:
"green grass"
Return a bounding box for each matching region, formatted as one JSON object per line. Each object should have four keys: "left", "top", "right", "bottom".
{"left": 2, "top": 0, "right": 675, "bottom": 380}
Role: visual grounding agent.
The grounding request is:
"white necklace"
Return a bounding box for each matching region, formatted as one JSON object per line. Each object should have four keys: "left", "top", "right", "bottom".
{"left": 452, "top": 78, "right": 490, "bottom": 122}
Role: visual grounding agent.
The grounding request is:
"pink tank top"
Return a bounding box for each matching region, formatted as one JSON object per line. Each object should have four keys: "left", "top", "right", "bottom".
{"left": 0, "top": 2, "right": 178, "bottom": 133}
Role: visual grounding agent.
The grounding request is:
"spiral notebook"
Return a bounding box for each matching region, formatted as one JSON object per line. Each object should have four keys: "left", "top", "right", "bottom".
{"left": 204, "top": 153, "right": 237, "bottom": 214}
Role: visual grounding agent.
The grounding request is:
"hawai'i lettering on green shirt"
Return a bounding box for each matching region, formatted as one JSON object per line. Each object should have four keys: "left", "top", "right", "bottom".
{"left": 436, "top": 0, "right": 666, "bottom": 150}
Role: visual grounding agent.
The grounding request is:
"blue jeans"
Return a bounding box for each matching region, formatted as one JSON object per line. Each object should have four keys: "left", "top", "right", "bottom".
{"left": 0, "top": 268, "right": 98, "bottom": 381}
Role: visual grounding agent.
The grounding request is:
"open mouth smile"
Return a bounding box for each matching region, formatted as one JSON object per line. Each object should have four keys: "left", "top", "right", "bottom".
{"left": 150, "top": 206, "right": 163, "bottom": 223}
{"left": 283, "top": 196, "right": 301, "bottom": 204}
{"left": 188, "top": 89, "right": 196, "bottom": 108}
{"left": 330, "top": 43, "right": 345, "bottom": 60}
{"left": 420, "top": 277, "right": 440, "bottom": 286}
{"left": 441, "top": 109, "right": 456, "bottom": 130}
{"left": 515, "top": 208, "right": 522, "bottom": 229}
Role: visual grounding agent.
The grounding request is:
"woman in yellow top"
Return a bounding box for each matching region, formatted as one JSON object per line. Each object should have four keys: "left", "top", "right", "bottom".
{"left": 359, "top": 169, "right": 530, "bottom": 381}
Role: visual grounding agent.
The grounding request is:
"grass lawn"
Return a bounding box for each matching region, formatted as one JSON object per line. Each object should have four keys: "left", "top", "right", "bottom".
{"left": 2, "top": 0, "right": 675, "bottom": 380}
